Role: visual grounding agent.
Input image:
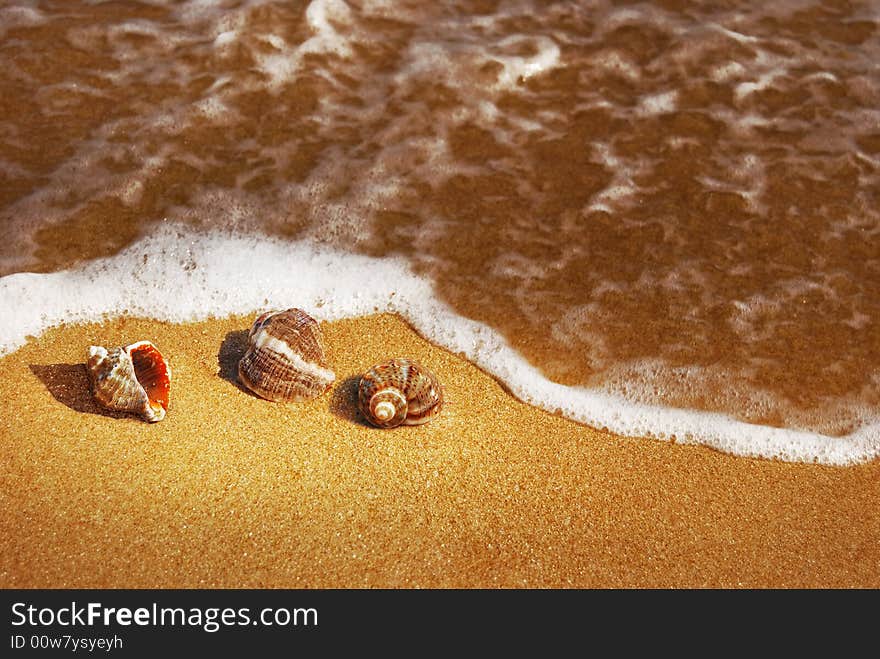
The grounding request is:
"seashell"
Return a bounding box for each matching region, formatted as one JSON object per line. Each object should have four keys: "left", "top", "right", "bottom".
{"left": 87, "top": 341, "right": 171, "bottom": 422}
{"left": 358, "top": 358, "right": 443, "bottom": 428}
{"left": 237, "top": 308, "right": 335, "bottom": 402}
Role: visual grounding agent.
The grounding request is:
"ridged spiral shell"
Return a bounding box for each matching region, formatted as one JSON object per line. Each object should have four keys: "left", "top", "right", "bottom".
{"left": 237, "top": 308, "right": 335, "bottom": 402}
{"left": 358, "top": 358, "right": 443, "bottom": 428}
{"left": 87, "top": 340, "right": 171, "bottom": 422}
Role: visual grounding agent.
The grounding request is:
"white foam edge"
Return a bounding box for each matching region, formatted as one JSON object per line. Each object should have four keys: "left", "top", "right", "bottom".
{"left": 492, "top": 36, "right": 561, "bottom": 88}
{"left": 0, "top": 224, "right": 876, "bottom": 466}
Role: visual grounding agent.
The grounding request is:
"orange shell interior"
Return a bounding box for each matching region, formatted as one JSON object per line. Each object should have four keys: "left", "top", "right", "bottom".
{"left": 128, "top": 343, "right": 171, "bottom": 413}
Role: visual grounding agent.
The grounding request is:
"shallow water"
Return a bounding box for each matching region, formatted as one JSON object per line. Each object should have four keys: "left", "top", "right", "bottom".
{"left": 1, "top": 1, "right": 878, "bottom": 460}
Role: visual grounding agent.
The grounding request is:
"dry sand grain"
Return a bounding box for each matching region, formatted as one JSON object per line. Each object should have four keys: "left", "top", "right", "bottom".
{"left": 1, "top": 313, "right": 878, "bottom": 588}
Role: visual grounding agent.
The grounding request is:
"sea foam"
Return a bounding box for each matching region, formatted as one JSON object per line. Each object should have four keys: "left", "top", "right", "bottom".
{"left": 0, "top": 225, "right": 876, "bottom": 466}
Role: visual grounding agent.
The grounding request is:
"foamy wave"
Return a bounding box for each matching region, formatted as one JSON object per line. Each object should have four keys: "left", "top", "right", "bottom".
{"left": 1, "top": 225, "right": 876, "bottom": 466}
{"left": 0, "top": 3, "right": 45, "bottom": 37}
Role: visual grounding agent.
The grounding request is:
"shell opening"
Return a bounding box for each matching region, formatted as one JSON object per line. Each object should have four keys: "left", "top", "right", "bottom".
{"left": 128, "top": 342, "right": 170, "bottom": 414}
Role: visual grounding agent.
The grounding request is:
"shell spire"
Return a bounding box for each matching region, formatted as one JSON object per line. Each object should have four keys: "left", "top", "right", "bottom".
{"left": 358, "top": 358, "right": 443, "bottom": 428}
{"left": 237, "top": 308, "right": 335, "bottom": 402}
{"left": 87, "top": 340, "right": 171, "bottom": 422}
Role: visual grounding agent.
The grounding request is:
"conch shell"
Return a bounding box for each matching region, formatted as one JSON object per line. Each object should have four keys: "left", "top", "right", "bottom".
{"left": 237, "top": 308, "right": 335, "bottom": 402}
{"left": 87, "top": 341, "right": 171, "bottom": 422}
{"left": 358, "top": 358, "right": 443, "bottom": 428}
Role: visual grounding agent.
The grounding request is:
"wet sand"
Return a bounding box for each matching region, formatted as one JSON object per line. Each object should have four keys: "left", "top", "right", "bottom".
{"left": 1, "top": 313, "right": 878, "bottom": 588}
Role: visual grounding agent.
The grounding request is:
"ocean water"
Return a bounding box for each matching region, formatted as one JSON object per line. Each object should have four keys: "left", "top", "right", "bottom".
{"left": 1, "top": 0, "right": 878, "bottom": 464}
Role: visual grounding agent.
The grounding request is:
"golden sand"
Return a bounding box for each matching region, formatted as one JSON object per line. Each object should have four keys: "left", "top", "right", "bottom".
{"left": 1, "top": 313, "right": 878, "bottom": 588}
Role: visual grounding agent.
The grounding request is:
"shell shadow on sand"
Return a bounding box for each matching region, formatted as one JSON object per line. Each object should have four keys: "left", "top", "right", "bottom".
{"left": 329, "top": 374, "right": 373, "bottom": 427}
{"left": 217, "top": 329, "right": 261, "bottom": 397}
{"left": 29, "top": 363, "right": 132, "bottom": 419}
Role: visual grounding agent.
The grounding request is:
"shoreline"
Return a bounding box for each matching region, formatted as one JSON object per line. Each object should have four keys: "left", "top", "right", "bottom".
{"left": 2, "top": 224, "right": 873, "bottom": 466}
{"left": 1, "top": 313, "right": 878, "bottom": 588}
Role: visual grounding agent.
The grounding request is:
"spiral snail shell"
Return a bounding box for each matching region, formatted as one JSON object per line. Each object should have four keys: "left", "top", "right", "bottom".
{"left": 358, "top": 358, "right": 443, "bottom": 428}
{"left": 87, "top": 340, "right": 171, "bottom": 422}
{"left": 237, "top": 308, "right": 335, "bottom": 402}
